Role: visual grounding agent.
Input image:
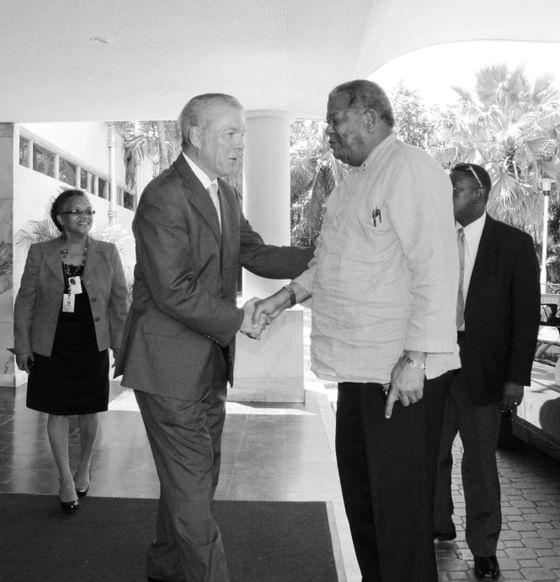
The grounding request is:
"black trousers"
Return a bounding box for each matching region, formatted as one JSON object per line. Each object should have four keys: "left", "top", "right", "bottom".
{"left": 433, "top": 374, "right": 502, "bottom": 556}
{"left": 336, "top": 372, "right": 453, "bottom": 582}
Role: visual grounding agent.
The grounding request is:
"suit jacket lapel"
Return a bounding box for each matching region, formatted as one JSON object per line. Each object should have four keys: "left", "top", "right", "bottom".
{"left": 174, "top": 155, "right": 222, "bottom": 243}
{"left": 83, "top": 236, "right": 101, "bottom": 279}
{"left": 44, "top": 237, "right": 64, "bottom": 282}
{"left": 218, "top": 179, "right": 232, "bottom": 250}
{"left": 47, "top": 236, "right": 101, "bottom": 283}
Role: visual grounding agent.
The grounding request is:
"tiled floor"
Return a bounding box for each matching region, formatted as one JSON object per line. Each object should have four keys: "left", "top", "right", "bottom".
{"left": 1, "top": 316, "right": 560, "bottom": 581}
{"left": 435, "top": 439, "right": 560, "bottom": 581}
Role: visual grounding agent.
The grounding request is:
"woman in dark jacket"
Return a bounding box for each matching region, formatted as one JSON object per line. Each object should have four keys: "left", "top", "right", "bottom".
{"left": 14, "top": 189, "right": 128, "bottom": 511}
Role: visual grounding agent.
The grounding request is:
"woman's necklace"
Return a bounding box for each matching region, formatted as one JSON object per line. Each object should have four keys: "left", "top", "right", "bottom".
{"left": 59, "top": 241, "right": 88, "bottom": 312}
{"left": 60, "top": 244, "right": 88, "bottom": 278}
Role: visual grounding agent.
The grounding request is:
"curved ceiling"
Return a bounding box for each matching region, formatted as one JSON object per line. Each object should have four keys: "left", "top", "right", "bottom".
{"left": 0, "top": 0, "right": 558, "bottom": 122}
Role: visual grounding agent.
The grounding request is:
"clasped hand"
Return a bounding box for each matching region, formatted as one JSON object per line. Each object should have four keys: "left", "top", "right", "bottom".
{"left": 240, "top": 294, "right": 285, "bottom": 340}
{"left": 239, "top": 297, "right": 266, "bottom": 340}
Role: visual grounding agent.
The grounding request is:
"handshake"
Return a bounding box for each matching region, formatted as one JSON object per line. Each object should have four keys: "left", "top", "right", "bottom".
{"left": 239, "top": 296, "right": 280, "bottom": 340}
{"left": 239, "top": 285, "right": 300, "bottom": 340}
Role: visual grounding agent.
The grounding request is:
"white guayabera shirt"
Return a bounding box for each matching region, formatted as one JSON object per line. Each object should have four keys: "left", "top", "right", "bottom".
{"left": 295, "top": 134, "right": 460, "bottom": 385}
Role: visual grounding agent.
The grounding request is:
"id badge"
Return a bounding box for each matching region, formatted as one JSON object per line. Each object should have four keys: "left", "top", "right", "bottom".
{"left": 62, "top": 293, "right": 75, "bottom": 313}
{"left": 68, "top": 275, "right": 83, "bottom": 295}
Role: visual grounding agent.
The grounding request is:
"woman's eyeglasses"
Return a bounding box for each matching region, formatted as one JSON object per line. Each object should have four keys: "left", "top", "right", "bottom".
{"left": 60, "top": 209, "right": 95, "bottom": 216}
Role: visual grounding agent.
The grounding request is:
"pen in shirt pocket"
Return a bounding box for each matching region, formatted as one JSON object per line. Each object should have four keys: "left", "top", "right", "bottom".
{"left": 372, "top": 207, "right": 382, "bottom": 226}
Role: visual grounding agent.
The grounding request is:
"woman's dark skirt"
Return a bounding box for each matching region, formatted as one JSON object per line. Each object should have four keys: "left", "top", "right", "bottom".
{"left": 26, "top": 288, "right": 109, "bottom": 415}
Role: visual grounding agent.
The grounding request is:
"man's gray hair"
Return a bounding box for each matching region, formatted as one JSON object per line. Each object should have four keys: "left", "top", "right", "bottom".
{"left": 330, "top": 80, "right": 395, "bottom": 128}
{"left": 179, "top": 93, "right": 243, "bottom": 147}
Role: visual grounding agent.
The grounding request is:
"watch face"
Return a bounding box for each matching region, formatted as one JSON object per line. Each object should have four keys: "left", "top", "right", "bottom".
{"left": 404, "top": 355, "right": 425, "bottom": 370}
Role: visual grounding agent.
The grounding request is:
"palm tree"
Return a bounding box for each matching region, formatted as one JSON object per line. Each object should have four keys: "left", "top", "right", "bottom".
{"left": 435, "top": 64, "right": 560, "bottom": 241}
{"left": 114, "top": 121, "right": 181, "bottom": 190}
{"left": 390, "top": 81, "right": 443, "bottom": 151}
{"left": 114, "top": 120, "right": 246, "bottom": 194}
{"left": 290, "top": 120, "right": 347, "bottom": 246}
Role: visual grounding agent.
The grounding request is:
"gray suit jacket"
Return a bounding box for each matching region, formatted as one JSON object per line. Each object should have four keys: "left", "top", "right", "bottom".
{"left": 14, "top": 236, "right": 129, "bottom": 356}
{"left": 115, "top": 154, "right": 313, "bottom": 399}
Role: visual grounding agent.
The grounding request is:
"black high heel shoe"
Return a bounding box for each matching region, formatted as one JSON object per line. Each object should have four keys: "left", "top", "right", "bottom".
{"left": 60, "top": 498, "right": 80, "bottom": 512}
{"left": 74, "top": 470, "right": 91, "bottom": 498}
{"left": 60, "top": 480, "right": 80, "bottom": 512}
{"left": 76, "top": 485, "right": 89, "bottom": 498}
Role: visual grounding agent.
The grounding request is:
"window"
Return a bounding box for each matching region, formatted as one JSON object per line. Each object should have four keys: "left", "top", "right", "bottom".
{"left": 98, "top": 177, "right": 108, "bottom": 199}
{"left": 80, "top": 168, "right": 92, "bottom": 191}
{"left": 124, "top": 191, "right": 135, "bottom": 210}
{"left": 59, "top": 157, "right": 77, "bottom": 186}
{"left": 20, "top": 132, "right": 133, "bottom": 210}
{"left": 19, "top": 136, "right": 30, "bottom": 167}
{"left": 32, "top": 143, "right": 55, "bottom": 177}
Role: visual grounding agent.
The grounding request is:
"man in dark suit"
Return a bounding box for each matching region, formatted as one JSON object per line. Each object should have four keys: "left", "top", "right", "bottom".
{"left": 115, "top": 93, "right": 313, "bottom": 582}
{"left": 433, "top": 163, "right": 540, "bottom": 580}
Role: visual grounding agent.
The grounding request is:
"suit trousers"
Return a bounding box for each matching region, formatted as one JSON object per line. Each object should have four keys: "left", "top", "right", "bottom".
{"left": 335, "top": 372, "right": 452, "bottom": 582}
{"left": 433, "top": 374, "right": 502, "bottom": 556}
{"left": 135, "top": 345, "right": 230, "bottom": 582}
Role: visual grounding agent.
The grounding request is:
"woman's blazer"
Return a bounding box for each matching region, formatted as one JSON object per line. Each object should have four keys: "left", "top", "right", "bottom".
{"left": 14, "top": 236, "right": 129, "bottom": 356}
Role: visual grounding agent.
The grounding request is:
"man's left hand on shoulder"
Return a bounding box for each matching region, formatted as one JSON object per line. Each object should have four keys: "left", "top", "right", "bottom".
{"left": 500, "top": 381, "right": 524, "bottom": 412}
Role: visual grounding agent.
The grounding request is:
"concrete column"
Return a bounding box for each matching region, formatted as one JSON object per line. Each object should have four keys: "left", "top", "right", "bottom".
{"left": 242, "top": 109, "right": 293, "bottom": 298}
{"left": 107, "top": 123, "right": 118, "bottom": 225}
{"left": 232, "top": 110, "right": 306, "bottom": 403}
{"left": 0, "top": 124, "right": 16, "bottom": 387}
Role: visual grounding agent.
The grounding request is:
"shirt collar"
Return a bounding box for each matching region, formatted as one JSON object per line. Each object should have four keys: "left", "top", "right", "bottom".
{"left": 182, "top": 152, "right": 215, "bottom": 190}
{"left": 458, "top": 212, "right": 486, "bottom": 240}
{"left": 357, "top": 134, "right": 397, "bottom": 172}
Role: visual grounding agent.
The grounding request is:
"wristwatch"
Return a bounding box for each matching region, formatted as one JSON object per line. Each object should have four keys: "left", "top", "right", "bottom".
{"left": 402, "top": 354, "right": 426, "bottom": 371}
{"left": 283, "top": 285, "right": 297, "bottom": 307}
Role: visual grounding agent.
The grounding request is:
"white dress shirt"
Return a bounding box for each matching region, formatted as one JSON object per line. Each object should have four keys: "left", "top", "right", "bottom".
{"left": 459, "top": 212, "right": 486, "bottom": 324}
{"left": 183, "top": 153, "right": 221, "bottom": 228}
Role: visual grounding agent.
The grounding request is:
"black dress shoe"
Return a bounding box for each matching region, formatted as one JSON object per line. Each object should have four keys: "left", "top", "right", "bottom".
{"left": 474, "top": 555, "right": 500, "bottom": 580}
{"left": 433, "top": 529, "right": 456, "bottom": 542}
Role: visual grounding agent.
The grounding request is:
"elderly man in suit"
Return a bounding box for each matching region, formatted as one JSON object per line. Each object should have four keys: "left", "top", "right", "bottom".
{"left": 115, "top": 93, "right": 313, "bottom": 582}
{"left": 433, "top": 163, "right": 540, "bottom": 580}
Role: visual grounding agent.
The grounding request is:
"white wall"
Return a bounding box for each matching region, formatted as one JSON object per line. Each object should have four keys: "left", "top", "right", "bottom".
{"left": 21, "top": 122, "right": 127, "bottom": 183}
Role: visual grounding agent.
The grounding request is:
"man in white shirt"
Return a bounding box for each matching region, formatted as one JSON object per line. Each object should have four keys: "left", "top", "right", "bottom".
{"left": 252, "top": 80, "right": 460, "bottom": 582}
{"left": 433, "top": 163, "right": 540, "bottom": 580}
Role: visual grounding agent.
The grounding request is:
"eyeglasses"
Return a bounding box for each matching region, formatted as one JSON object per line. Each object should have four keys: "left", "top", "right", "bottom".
{"left": 60, "top": 209, "right": 95, "bottom": 216}
{"left": 453, "top": 164, "right": 484, "bottom": 189}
